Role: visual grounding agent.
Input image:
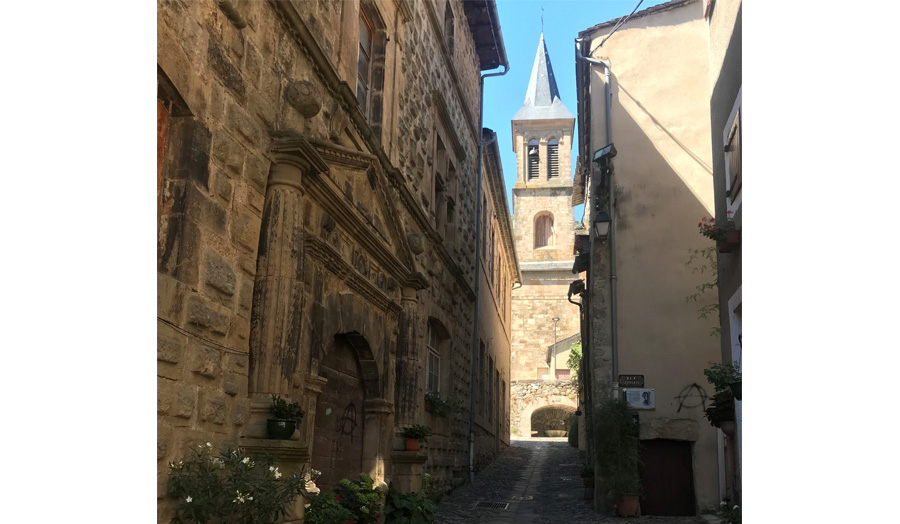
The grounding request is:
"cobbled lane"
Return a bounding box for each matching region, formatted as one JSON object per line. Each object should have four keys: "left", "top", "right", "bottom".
{"left": 434, "top": 439, "right": 710, "bottom": 524}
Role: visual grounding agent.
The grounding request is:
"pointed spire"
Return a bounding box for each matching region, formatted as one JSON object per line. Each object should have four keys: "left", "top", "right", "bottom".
{"left": 513, "top": 34, "right": 574, "bottom": 121}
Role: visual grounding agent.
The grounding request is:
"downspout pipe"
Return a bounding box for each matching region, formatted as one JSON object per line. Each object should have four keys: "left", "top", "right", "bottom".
{"left": 576, "top": 41, "right": 618, "bottom": 398}
{"left": 469, "top": 60, "right": 509, "bottom": 486}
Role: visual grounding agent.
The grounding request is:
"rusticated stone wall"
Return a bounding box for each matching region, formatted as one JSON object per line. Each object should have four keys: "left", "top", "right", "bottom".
{"left": 509, "top": 379, "right": 577, "bottom": 437}
{"left": 157, "top": 0, "right": 514, "bottom": 520}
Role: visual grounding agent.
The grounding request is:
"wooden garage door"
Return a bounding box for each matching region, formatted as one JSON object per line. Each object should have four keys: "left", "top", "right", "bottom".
{"left": 639, "top": 439, "right": 696, "bottom": 516}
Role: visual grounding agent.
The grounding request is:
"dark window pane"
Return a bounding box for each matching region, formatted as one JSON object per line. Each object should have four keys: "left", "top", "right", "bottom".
{"left": 359, "top": 14, "right": 371, "bottom": 55}
{"left": 356, "top": 79, "right": 368, "bottom": 113}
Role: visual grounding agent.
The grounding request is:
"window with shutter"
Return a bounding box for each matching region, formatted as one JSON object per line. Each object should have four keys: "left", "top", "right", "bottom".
{"left": 534, "top": 213, "right": 554, "bottom": 249}
{"left": 726, "top": 109, "right": 741, "bottom": 205}
{"left": 527, "top": 139, "right": 539, "bottom": 180}
{"left": 547, "top": 139, "right": 559, "bottom": 178}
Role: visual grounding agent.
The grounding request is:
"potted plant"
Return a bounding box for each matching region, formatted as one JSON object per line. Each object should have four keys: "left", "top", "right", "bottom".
{"left": 703, "top": 362, "right": 741, "bottom": 433}
{"left": 580, "top": 465, "right": 594, "bottom": 488}
{"left": 268, "top": 394, "right": 305, "bottom": 440}
{"left": 698, "top": 211, "right": 740, "bottom": 253}
{"left": 424, "top": 391, "right": 463, "bottom": 417}
{"left": 400, "top": 424, "right": 431, "bottom": 451}
{"left": 595, "top": 397, "right": 642, "bottom": 517}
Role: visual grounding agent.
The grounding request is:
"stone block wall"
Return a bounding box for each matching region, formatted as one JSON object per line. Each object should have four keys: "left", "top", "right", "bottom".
{"left": 509, "top": 379, "right": 578, "bottom": 437}
{"left": 512, "top": 187, "right": 575, "bottom": 263}
{"left": 158, "top": 0, "right": 512, "bottom": 517}
{"left": 510, "top": 278, "right": 580, "bottom": 381}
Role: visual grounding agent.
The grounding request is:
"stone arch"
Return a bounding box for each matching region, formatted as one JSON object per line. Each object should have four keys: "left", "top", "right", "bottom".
{"left": 533, "top": 211, "right": 554, "bottom": 249}
{"left": 312, "top": 331, "right": 379, "bottom": 491}
{"left": 516, "top": 395, "right": 577, "bottom": 438}
{"left": 531, "top": 404, "right": 576, "bottom": 437}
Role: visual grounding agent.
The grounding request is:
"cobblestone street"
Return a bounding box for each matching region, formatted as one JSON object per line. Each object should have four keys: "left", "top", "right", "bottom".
{"left": 434, "top": 439, "right": 712, "bottom": 524}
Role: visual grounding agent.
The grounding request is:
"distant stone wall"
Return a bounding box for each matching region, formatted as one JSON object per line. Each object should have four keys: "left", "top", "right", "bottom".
{"left": 510, "top": 380, "right": 577, "bottom": 437}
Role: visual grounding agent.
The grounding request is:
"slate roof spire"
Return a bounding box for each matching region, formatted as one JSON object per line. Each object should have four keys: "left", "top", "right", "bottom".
{"left": 512, "top": 33, "right": 575, "bottom": 121}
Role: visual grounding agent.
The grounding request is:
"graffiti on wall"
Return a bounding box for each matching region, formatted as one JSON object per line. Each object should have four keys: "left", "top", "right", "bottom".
{"left": 674, "top": 383, "right": 708, "bottom": 413}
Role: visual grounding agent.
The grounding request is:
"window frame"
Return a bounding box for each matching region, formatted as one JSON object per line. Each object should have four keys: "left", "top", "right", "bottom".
{"left": 426, "top": 322, "right": 442, "bottom": 394}
{"left": 547, "top": 138, "right": 559, "bottom": 179}
{"left": 722, "top": 87, "right": 742, "bottom": 214}
{"left": 356, "top": 9, "right": 374, "bottom": 117}
{"left": 533, "top": 212, "right": 554, "bottom": 249}
{"left": 526, "top": 139, "right": 540, "bottom": 180}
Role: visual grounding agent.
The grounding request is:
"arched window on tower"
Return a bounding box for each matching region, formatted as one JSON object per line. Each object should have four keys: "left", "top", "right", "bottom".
{"left": 534, "top": 213, "right": 554, "bottom": 249}
{"left": 547, "top": 138, "right": 559, "bottom": 178}
{"left": 527, "top": 139, "right": 539, "bottom": 180}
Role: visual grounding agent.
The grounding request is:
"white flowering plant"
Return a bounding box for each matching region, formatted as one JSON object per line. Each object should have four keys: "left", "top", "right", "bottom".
{"left": 719, "top": 500, "right": 741, "bottom": 524}
{"left": 167, "top": 442, "right": 310, "bottom": 524}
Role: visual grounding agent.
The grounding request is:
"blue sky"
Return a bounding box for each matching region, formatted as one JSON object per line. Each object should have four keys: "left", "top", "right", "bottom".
{"left": 482, "top": 0, "right": 671, "bottom": 218}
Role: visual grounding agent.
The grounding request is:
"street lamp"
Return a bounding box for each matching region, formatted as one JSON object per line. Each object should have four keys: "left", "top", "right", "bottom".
{"left": 552, "top": 316, "right": 560, "bottom": 380}
{"left": 592, "top": 211, "right": 611, "bottom": 243}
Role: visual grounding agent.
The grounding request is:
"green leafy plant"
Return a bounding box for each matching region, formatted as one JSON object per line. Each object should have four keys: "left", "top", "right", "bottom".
{"left": 304, "top": 492, "right": 358, "bottom": 524}
{"left": 335, "top": 474, "right": 384, "bottom": 524}
{"left": 594, "top": 397, "right": 642, "bottom": 499}
{"left": 270, "top": 395, "right": 305, "bottom": 421}
{"left": 424, "top": 391, "right": 462, "bottom": 416}
{"left": 383, "top": 488, "right": 436, "bottom": 524}
{"left": 685, "top": 246, "right": 720, "bottom": 337}
{"left": 400, "top": 425, "right": 432, "bottom": 442}
{"left": 421, "top": 474, "right": 444, "bottom": 505}
{"left": 698, "top": 211, "right": 736, "bottom": 242}
{"left": 567, "top": 342, "right": 582, "bottom": 390}
{"left": 167, "top": 442, "right": 310, "bottom": 524}
{"left": 703, "top": 362, "right": 741, "bottom": 428}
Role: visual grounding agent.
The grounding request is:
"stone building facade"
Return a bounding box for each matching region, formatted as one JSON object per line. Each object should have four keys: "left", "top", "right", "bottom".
{"left": 574, "top": 0, "right": 721, "bottom": 516}
{"left": 507, "top": 34, "right": 580, "bottom": 438}
{"left": 157, "top": 0, "right": 512, "bottom": 520}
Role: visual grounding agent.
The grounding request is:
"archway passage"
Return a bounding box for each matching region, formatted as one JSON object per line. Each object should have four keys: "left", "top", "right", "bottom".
{"left": 311, "top": 335, "right": 367, "bottom": 491}
{"left": 531, "top": 405, "right": 576, "bottom": 437}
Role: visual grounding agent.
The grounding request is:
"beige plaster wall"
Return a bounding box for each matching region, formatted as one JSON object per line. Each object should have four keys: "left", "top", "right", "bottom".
{"left": 582, "top": 0, "right": 721, "bottom": 513}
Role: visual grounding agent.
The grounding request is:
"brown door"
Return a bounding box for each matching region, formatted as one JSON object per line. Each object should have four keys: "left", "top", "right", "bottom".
{"left": 311, "top": 340, "right": 366, "bottom": 492}
{"left": 639, "top": 439, "right": 696, "bottom": 515}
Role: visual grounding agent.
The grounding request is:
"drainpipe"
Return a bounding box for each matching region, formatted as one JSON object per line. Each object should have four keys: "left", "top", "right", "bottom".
{"left": 576, "top": 41, "right": 618, "bottom": 398}
{"left": 469, "top": 21, "right": 509, "bottom": 483}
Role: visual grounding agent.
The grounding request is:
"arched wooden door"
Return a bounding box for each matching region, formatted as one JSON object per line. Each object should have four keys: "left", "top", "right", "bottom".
{"left": 311, "top": 338, "right": 366, "bottom": 491}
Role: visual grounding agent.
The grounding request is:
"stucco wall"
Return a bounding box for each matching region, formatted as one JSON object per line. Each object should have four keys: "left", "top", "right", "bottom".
{"left": 581, "top": 0, "right": 721, "bottom": 513}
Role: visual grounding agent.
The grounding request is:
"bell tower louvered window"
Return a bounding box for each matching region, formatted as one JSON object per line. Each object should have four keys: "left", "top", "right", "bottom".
{"left": 527, "top": 139, "right": 539, "bottom": 180}
{"left": 547, "top": 139, "right": 559, "bottom": 178}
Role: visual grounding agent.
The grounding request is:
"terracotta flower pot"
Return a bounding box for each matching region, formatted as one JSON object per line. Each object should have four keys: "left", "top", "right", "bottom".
{"left": 404, "top": 438, "right": 420, "bottom": 451}
{"left": 717, "top": 230, "right": 741, "bottom": 253}
{"left": 616, "top": 494, "right": 640, "bottom": 517}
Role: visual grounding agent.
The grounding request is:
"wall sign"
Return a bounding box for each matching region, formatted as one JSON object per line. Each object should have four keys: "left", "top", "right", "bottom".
{"left": 618, "top": 374, "right": 644, "bottom": 387}
{"left": 623, "top": 388, "right": 655, "bottom": 410}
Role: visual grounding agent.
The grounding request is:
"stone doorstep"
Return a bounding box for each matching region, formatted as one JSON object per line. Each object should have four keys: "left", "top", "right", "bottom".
{"left": 700, "top": 515, "right": 724, "bottom": 524}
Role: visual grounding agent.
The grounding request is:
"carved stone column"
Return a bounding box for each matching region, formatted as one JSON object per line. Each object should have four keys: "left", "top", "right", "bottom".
{"left": 363, "top": 398, "right": 394, "bottom": 487}
{"left": 393, "top": 286, "right": 420, "bottom": 426}
{"left": 249, "top": 162, "right": 307, "bottom": 395}
{"left": 299, "top": 372, "right": 329, "bottom": 446}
